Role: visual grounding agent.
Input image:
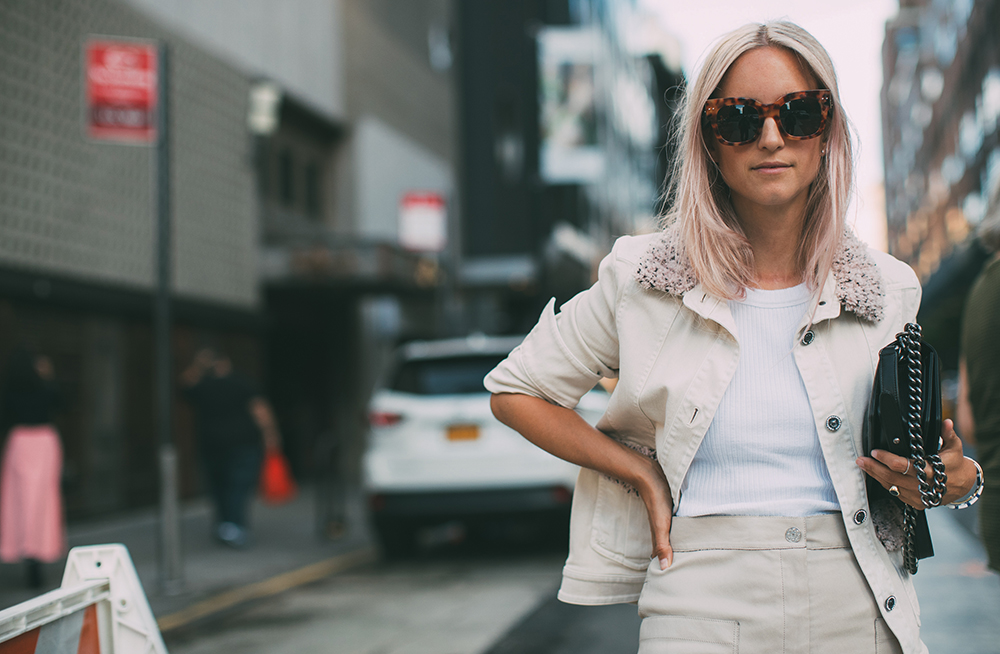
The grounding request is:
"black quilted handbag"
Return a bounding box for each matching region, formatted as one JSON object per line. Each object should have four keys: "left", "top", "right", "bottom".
{"left": 862, "top": 323, "right": 948, "bottom": 574}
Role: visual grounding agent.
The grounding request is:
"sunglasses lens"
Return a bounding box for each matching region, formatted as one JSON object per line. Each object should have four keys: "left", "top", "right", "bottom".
{"left": 780, "top": 97, "right": 825, "bottom": 137}
{"left": 715, "top": 104, "right": 761, "bottom": 144}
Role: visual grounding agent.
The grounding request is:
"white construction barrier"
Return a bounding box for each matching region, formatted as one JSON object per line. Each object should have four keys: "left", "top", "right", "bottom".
{"left": 0, "top": 544, "right": 167, "bottom": 654}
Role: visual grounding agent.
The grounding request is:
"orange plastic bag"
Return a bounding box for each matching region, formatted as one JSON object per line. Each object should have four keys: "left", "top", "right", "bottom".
{"left": 260, "top": 447, "right": 297, "bottom": 504}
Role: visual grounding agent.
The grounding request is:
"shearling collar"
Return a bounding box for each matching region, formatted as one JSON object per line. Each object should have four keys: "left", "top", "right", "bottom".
{"left": 634, "top": 223, "right": 886, "bottom": 322}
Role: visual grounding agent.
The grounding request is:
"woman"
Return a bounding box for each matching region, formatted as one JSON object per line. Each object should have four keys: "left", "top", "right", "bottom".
{"left": 486, "top": 22, "right": 982, "bottom": 654}
{"left": 0, "top": 346, "right": 65, "bottom": 588}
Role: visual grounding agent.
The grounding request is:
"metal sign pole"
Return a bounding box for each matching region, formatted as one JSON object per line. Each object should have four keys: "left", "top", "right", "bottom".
{"left": 155, "top": 41, "right": 183, "bottom": 595}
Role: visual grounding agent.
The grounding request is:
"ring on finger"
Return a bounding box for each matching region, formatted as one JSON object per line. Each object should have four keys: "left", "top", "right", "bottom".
{"left": 889, "top": 485, "right": 900, "bottom": 497}
{"left": 903, "top": 460, "right": 911, "bottom": 476}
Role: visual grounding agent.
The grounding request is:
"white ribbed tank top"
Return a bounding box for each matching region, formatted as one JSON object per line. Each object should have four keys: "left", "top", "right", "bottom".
{"left": 675, "top": 283, "right": 840, "bottom": 517}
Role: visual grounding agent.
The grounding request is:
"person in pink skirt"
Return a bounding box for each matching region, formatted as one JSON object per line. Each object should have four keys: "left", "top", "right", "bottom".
{"left": 0, "top": 346, "right": 65, "bottom": 588}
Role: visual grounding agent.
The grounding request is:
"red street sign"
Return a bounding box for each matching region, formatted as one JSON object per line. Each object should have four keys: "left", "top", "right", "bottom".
{"left": 84, "top": 38, "right": 158, "bottom": 143}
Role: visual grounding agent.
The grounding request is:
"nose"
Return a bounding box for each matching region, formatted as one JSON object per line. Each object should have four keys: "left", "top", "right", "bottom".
{"left": 757, "top": 116, "right": 784, "bottom": 150}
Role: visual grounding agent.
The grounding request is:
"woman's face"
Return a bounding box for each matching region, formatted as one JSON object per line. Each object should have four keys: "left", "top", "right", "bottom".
{"left": 708, "top": 46, "right": 826, "bottom": 221}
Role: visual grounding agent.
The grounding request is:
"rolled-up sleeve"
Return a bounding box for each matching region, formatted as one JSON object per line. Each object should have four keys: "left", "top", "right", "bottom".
{"left": 484, "top": 241, "right": 625, "bottom": 409}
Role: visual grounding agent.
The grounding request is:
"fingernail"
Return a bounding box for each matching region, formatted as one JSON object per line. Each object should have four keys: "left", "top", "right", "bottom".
{"left": 660, "top": 558, "right": 668, "bottom": 570}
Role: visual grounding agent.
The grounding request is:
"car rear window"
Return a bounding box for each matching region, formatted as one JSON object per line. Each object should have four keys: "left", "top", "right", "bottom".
{"left": 391, "top": 354, "right": 508, "bottom": 395}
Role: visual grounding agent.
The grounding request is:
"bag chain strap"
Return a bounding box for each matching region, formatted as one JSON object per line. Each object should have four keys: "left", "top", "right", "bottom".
{"left": 898, "top": 323, "right": 948, "bottom": 574}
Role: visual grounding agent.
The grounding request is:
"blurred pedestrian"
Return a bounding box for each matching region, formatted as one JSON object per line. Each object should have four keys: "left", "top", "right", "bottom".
{"left": 181, "top": 348, "right": 282, "bottom": 548}
{"left": 0, "top": 346, "right": 65, "bottom": 588}
{"left": 958, "top": 213, "right": 1000, "bottom": 572}
{"left": 488, "top": 21, "right": 981, "bottom": 653}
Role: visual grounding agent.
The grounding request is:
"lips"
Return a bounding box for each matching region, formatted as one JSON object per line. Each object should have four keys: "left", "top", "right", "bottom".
{"left": 752, "top": 161, "right": 792, "bottom": 170}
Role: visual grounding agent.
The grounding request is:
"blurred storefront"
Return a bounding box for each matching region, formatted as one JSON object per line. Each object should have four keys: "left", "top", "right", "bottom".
{"left": 0, "top": 0, "right": 450, "bottom": 519}
{"left": 0, "top": 0, "right": 266, "bottom": 518}
{"left": 881, "top": 0, "right": 1000, "bottom": 369}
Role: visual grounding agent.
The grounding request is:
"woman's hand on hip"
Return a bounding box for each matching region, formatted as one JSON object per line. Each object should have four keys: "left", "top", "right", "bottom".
{"left": 635, "top": 457, "right": 674, "bottom": 569}
{"left": 490, "top": 392, "right": 676, "bottom": 565}
{"left": 856, "top": 419, "right": 978, "bottom": 509}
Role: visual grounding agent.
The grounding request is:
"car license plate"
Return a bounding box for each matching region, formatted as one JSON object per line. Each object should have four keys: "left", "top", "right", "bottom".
{"left": 447, "top": 424, "right": 479, "bottom": 441}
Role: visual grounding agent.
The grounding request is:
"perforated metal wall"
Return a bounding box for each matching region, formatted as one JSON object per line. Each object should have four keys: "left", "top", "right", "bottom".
{"left": 0, "top": 0, "right": 258, "bottom": 308}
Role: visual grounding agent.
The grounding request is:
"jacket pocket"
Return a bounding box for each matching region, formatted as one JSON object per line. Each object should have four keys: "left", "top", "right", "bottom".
{"left": 638, "top": 616, "right": 739, "bottom": 653}
{"left": 590, "top": 473, "right": 653, "bottom": 570}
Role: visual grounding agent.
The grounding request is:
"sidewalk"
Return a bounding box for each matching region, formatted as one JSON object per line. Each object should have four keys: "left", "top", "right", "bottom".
{"left": 0, "top": 486, "right": 376, "bottom": 632}
{"left": 913, "top": 507, "right": 1000, "bottom": 653}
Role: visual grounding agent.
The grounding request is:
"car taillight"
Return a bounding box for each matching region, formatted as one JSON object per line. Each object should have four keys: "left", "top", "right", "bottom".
{"left": 369, "top": 410, "right": 402, "bottom": 427}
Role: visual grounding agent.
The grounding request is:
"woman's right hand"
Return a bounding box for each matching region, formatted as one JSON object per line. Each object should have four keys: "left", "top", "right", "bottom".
{"left": 636, "top": 457, "right": 674, "bottom": 570}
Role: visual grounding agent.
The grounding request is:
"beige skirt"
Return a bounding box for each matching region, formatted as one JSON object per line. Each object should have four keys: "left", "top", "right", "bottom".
{"left": 637, "top": 514, "right": 909, "bottom": 654}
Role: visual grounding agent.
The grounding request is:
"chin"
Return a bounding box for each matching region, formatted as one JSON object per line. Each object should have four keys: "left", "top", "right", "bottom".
{"left": 737, "top": 190, "right": 793, "bottom": 205}
{"left": 748, "top": 183, "right": 810, "bottom": 205}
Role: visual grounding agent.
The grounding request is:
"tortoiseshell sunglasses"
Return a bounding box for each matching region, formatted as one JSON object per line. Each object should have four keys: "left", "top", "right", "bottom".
{"left": 702, "top": 90, "right": 833, "bottom": 146}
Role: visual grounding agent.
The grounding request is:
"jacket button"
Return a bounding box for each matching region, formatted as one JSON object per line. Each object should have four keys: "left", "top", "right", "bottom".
{"left": 785, "top": 527, "right": 802, "bottom": 543}
{"left": 885, "top": 595, "right": 896, "bottom": 611}
{"left": 853, "top": 509, "right": 867, "bottom": 525}
{"left": 826, "top": 415, "right": 842, "bottom": 432}
{"left": 801, "top": 330, "right": 815, "bottom": 346}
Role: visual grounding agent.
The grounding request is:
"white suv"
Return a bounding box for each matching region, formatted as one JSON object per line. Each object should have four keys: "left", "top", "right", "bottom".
{"left": 363, "top": 333, "right": 609, "bottom": 554}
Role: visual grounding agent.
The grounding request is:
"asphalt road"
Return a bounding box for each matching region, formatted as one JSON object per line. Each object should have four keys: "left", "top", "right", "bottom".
{"left": 162, "top": 531, "right": 624, "bottom": 654}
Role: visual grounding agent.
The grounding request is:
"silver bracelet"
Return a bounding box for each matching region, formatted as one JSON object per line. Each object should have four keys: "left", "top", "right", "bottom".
{"left": 947, "top": 458, "right": 984, "bottom": 510}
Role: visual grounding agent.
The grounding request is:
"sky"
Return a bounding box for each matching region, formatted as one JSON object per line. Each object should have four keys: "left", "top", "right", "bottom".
{"left": 639, "top": 0, "right": 899, "bottom": 250}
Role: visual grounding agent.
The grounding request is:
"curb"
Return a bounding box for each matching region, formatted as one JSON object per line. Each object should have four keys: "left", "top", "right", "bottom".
{"left": 156, "top": 546, "right": 378, "bottom": 633}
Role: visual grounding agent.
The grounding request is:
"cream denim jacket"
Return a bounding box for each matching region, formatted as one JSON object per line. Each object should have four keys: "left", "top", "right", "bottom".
{"left": 485, "top": 226, "right": 927, "bottom": 654}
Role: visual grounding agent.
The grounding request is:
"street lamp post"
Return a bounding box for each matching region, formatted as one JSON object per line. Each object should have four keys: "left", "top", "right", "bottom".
{"left": 155, "top": 42, "right": 183, "bottom": 595}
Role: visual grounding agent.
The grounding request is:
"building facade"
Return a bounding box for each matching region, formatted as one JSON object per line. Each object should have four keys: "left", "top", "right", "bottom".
{"left": 881, "top": 0, "right": 999, "bottom": 366}
{"left": 455, "top": 0, "right": 683, "bottom": 335}
{"left": 0, "top": 0, "right": 263, "bottom": 517}
{"left": 0, "top": 0, "right": 455, "bottom": 519}
{"left": 114, "top": 0, "right": 458, "bottom": 507}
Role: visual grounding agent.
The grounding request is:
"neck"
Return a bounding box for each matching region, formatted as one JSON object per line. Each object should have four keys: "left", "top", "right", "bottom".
{"left": 732, "top": 196, "right": 807, "bottom": 290}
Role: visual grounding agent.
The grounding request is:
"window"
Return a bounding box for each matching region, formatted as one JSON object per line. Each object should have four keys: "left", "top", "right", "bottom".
{"left": 391, "top": 355, "right": 508, "bottom": 395}
{"left": 278, "top": 149, "right": 294, "bottom": 206}
{"left": 305, "top": 162, "right": 321, "bottom": 219}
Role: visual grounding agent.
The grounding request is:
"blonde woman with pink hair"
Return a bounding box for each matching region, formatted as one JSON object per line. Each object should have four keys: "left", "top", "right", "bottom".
{"left": 486, "top": 21, "right": 981, "bottom": 653}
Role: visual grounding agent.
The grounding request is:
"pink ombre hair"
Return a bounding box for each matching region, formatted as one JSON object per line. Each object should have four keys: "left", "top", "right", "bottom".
{"left": 661, "top": 21, "right": 855, "bottom": 300}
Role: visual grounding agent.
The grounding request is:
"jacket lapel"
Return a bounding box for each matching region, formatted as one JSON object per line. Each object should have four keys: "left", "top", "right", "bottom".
{"left": 798, "top": 272, "right": 842, "bottom": 331}
{"left": 682, "top": 283, "right": 739, "bottom": 340}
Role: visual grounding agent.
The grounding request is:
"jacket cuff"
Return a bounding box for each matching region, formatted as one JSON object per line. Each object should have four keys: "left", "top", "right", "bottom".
{"left": 557, "top": 565, "right": 645, "bottom": 606}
